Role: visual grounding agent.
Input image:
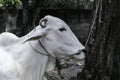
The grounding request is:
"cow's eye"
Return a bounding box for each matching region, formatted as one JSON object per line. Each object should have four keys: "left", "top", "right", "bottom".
{"left": 39, "top": 18, "right": 48, "bottom": 28}
{"left": 59, "top": 27, "right": 67, "bottom": 32}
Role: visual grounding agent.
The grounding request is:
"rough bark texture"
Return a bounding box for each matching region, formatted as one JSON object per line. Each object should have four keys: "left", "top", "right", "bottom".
{"left": 0, "top": 10, "right": 5, "bottom": 33}
{"left": 77, "top": 0, "right": 120, "bottom": 80}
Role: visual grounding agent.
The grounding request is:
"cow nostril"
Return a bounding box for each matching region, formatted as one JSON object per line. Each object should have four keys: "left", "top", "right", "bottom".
{"left": 75, "top": 50, "right": 82, "bottom": 55}
{"left": 82, "top": 49, "right": 87, "bottom": 53}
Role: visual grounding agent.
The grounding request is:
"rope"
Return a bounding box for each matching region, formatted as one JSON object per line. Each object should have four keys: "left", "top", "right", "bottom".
{"left": 38, "top": 40, "right": 53, "bottom": 57}
{"left": 85, "top": 0, "right": 102, "bottom": 47}
{"left": 27, "top": 33, "right": 54, "bottom": 58}
{"left": 29, "top": 40, "right": 53, "bottom": 57}
{"left": 28, "top": 35, "right": 64, "bottom": 78}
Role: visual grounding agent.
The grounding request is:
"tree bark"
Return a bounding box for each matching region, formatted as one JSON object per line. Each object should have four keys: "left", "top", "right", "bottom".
{"left": 77, "top": 0, "right": 120, "bottom": 80}
{"left": 0, "top": 10, "right": 5, "bottom": 33}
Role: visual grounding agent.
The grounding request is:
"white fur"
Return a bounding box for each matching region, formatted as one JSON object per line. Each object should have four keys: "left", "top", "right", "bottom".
{"left": 0, "top": 15, "right": 85, "bottom": 80}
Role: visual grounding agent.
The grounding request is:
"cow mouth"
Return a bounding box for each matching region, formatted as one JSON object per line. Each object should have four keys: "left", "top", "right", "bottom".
{"left": 67, "top": 49, "right": 86, "bottom": 60}
{"left": 71, "top": 49, "right": 86, "bottom": 56}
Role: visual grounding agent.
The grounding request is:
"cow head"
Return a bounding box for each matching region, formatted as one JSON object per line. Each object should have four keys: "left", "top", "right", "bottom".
{"left": 26, "top": 15, "right": 86, "bottom": 59}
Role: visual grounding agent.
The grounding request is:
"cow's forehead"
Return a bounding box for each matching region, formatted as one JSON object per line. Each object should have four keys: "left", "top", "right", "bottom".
{"left": 44, "top": 15, "right": 62, "bottom": 21}
{"left": 44, "top": 15, "right": 68, "bottom": 27}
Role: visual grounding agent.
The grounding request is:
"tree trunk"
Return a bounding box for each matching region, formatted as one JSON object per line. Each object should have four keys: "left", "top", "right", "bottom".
{"left": 77, "top": 0, "right": 120, "bottom": 80}
{"left": 0, "top": 10, "right": 5, "bottom": 33}
{"left": 20, "top": 0, "right": 29, "bottom": 36}
{"left": 2, "top": 7, "right": 18, "bottom": 34}
{"left": 4, "top": 12, "right": 17, "bottom": 32}
{"left": 19, "top": 0, "right": 44, "bottom": 36}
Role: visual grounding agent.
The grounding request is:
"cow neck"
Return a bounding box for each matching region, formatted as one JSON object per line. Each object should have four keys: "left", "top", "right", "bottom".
{"left": 28, "top": 37, "right": 54, "bottom": 58}
{"left": 19, "top": 54, "right": 49, "bottom": 80}
{"left": 25, "top": 28, "right": 55, "bottom": 58}
{"left": 10, "top": 30, "right": 56, "bottom": 80}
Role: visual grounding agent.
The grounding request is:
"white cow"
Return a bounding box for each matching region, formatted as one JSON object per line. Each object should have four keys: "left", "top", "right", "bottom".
{"left": 0, "top": 15, "right": 85, "bottom": 80}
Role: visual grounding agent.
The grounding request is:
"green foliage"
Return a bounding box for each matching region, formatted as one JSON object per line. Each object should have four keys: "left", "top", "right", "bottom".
{"left": 0, "top": 0, "right": 22, "bottom": 9}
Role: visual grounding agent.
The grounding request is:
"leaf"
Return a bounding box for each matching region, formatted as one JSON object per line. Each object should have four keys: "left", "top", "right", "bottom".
{"left": 0, "top": 4, "right": 3, "bottom": 7}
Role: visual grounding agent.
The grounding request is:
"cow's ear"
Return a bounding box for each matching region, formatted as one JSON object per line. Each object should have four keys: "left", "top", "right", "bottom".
{"left": 23, "top": 33, "right": 47, "bottom": 43}
{"left": 39, "top": 18, "right": 48, "bottom": 28}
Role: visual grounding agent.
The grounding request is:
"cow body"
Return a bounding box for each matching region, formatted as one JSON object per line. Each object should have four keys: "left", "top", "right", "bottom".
{"left": 0, "top": 32, "right": 55, "bottom": 80}
{"left": 0, "top": 15, "right": 85, "bottom": 80}
{"left": 0, "top": 32, "right": 19, "bottom": 47}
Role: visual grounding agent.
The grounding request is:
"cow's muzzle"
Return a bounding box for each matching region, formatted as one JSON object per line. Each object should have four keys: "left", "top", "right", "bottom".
{"left": 68, "top": 49, "right": 86, "bottom": 60}
{"left": 74, "top": 49, "right": 87, "bottom": 55}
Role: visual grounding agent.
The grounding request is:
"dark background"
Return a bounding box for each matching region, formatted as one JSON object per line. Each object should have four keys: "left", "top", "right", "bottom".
{"left": 0, "top": 0, "right": 120, "bottom": 80}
